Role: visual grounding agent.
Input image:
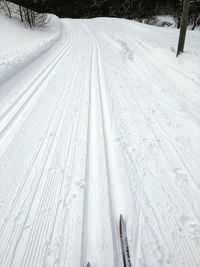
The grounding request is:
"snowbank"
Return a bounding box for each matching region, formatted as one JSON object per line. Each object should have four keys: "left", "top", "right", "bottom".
{"left": 142, "top": 15, "right": 176, "bottom": 28}
{"left": 120, "top": 18, "right": 200, "bottom": 82}
{"left": 155, "top": 15, "right": 176, "bottom": 27}
{"left": 0, "top": 14, "right": 62, "bottom": 84}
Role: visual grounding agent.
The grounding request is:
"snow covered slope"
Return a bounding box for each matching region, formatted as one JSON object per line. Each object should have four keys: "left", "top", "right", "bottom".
{"left": 0, "top": 14, "right": 61, "bottom": 84}
{"left": 0, "top": 17, "right": 200, "bottom": 267}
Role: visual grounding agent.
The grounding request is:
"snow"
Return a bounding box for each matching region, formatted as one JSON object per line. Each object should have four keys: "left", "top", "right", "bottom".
{"left": 0, "top": 14, "right": 62, "bottom": 84}
{"left": 156, "top": 15, "right": 175, "bottom": 24}
{"left": 0, "top": 15, "right": 200, "bottom": 267}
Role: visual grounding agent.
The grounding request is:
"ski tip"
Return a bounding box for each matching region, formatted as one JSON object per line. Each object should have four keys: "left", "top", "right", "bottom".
{"left": 119, "top": 214, "right": 123, "bottom": 238}
{"left": 87, "top": 262, "right": 91, "bottom": 267}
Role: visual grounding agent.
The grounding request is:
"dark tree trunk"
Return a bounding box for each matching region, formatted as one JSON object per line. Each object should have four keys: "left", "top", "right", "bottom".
{"left": 192, "top": 14, "right": 200, "bottom": 30}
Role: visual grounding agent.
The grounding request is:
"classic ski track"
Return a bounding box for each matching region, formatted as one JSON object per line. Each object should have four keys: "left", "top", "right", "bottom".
{"left": 0, "top": 22, "right": 75, "bottom": 141}
{"left": 80, "top": 22, "right": 133, "bottom": 267}
{"left": 1, "top": 18, "right": 199, "bottom": 267}
{"left": 80, "top": 22, "right": 114, "bottom": 266}
{"left": 0, "top": 47, "right": 83, "bottom": 267}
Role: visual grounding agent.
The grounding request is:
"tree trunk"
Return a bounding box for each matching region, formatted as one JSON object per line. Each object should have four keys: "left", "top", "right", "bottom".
{"left": 192, "top": 14, "right": 200, "bottom": 30}
{"left": 19, "top": 5, "right": 23, "bottom": 22}
{"left": 176, "top": 0, "right": 190, "bottom": 56}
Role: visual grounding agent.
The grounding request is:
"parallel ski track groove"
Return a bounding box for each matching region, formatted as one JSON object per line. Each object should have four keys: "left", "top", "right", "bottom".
{"left": 80, "top": 22, "right": 125, "bottom": 267}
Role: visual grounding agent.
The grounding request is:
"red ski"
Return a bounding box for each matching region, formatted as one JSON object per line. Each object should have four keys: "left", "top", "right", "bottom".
{"left": 119, "top": 214, "right": 131, "bottom": 267}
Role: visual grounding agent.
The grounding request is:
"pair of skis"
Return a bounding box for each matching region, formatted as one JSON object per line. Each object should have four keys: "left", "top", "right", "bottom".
{"left": 87, "top": 214, "right": 131, "bottom": 267}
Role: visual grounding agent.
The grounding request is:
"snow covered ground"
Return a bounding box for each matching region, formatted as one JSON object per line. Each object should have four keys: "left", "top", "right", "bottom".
{"left": 0, "top": 14, "right": 61, "bottom": 84}
{"left": 0, "top": 15, "right": 200, "bottom": 267}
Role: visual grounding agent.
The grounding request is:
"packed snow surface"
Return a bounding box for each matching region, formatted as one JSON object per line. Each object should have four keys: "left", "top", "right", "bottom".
{"left": 0, "top": 14, "right": 61, "bottom": 84}
{"left": 0, "top": 16, "right": 200, "bottom": 267}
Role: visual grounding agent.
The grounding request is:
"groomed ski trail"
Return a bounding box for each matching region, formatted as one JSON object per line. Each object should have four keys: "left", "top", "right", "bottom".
{"left": 0, "top": 18, "right": 200, "bottom": 267}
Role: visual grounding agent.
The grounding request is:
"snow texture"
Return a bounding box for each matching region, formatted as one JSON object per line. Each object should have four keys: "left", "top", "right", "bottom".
{"left": 0, "top": 16, "right": 200, "bottom": 267}
{"left": 0, "top": 14, "right": 62, "bottom": 84}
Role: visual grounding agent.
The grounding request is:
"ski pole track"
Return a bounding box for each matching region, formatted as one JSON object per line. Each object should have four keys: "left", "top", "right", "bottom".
{"left": 0, "top": 24, "right": 76, "bottom": 142}
{"left": 0, "top": 49, "right": 83, "bottom": 266}
{"left": 98, "top": 35, "right": 200, "bottom": 265}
